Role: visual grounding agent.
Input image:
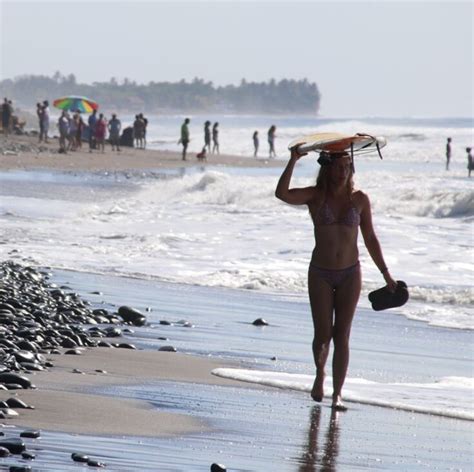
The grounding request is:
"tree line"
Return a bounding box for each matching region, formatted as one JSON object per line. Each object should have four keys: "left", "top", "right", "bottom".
{"left": 0, "top": 72, "right": 321, "bottom": 114}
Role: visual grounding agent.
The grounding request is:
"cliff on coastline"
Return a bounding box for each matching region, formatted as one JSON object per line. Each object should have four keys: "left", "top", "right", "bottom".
{"left": 0, "top": 72, "right": 321, "bottom": 114}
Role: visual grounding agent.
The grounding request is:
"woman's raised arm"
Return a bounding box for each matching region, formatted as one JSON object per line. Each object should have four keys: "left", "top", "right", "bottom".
{"left": 275, "top": 148, "right": 314, "bottom": 205}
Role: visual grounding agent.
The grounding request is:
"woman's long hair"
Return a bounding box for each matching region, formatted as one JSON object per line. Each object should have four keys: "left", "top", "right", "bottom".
{"left": 316, "top": 153, "right": 354, "bottom": 199}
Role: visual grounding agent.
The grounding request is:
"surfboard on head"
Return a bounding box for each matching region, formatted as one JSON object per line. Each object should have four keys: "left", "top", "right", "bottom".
{"left": 288, "top": 132, "right": 387, "bottom": 156}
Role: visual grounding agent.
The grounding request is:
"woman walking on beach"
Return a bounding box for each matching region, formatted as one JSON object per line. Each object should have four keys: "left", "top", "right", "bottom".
{"left": 275, "top": 147, "right": 397, "bottom": 410}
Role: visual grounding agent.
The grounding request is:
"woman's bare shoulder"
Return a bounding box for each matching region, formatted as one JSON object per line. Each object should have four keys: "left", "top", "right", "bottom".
{"left": 352, "top": 189, "right": 370, "bottom": 209}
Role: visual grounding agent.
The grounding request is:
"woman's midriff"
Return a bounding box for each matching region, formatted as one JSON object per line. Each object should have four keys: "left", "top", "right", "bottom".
{"left": 311, "top": 225, "right": 359, "bottom": 270}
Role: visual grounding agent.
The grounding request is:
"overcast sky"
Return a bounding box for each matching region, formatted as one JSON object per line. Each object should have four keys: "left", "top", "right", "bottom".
{"left": 0, "top": 0, "right": 472, "bottom": 117}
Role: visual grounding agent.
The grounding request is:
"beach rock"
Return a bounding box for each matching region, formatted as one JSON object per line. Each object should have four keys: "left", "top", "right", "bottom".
{"left": 9, "top": 467, "right": 32, "bottom": 472}
{"left": 87, "top": 459, "right": 107, "bottom": 467}
{"left": 117, "top": 343, "right": 136, "bottom": 350}
{"left": 1, "top": 408, "right": 19, "bottom": 418}
{"left": 71, "top": 452, "right": 89, "bottom": 463}
{"left": 0, "top": 438, "right": 26, "bottom": 454}
{"left": 0, "top": 446, "right": 9, "bottom": 457}
{"left": 252, "top": 318, "right": 269, "bottom": 326}
{"left": 6, "top": 398, "right": 33, "bottom": 409}
{"left": 64, "top": 348, "right": 84, "bottom": 355}
{"left": 118, "top": 306, "right": 147, "bottom": 326}
{"left": 20, "top": 430, "right": 40, "bottom": 439}
{"left": 159, "top": 346, "right": 177, "bottom": 352}
{"left": 210, "top": 464, "right": 227, "bottom": 472}
{"left": 21, "top": 451, "right": 36, "bottom": 459}
{"left": 159, "top": 320, "right": 172, "bottom": 325}
{"left": 0, "top": 374, "right": 32, "bottom": 389}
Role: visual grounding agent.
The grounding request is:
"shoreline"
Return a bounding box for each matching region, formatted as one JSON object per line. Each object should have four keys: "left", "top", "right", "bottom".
{"left": 0, "top": 133, "right": 284, "bottom": 172}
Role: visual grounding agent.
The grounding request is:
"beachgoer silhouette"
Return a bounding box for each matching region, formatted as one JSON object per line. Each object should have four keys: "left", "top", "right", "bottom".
{"left": 196, "top": 146, "right": 207, "bottom": 161}
{"left": 139, "top": 113, "right": 148, "bottom": 149}
{"left": 268, "top": 125, "right": 277, "bottom": 158}
{"left": 204, "top": 121, "right": 211, "bottom": 153}
{"left": 467, "top": 147, "right": 473, "bottom": 178}
{"left": 42, "top": 100, "right": 50, "bottom": 143}
{"left": 180, "top": 118, "right": 190, "bottom": 160}
{"left": 133, "top": 115, "right": 145, "bottom": 149}
{"left": 446, "top": 137, "right": 452, "bottom": 170}
{"left": 88, "top": 109, "right": 98, "bottom": 152}
{"left": 95, "top": 113, "right": 107, "bottom": 153}
{"left": 212, "top": 122, "right": 220, "bottom": 154}
{"left": 36, "top": 103, "right": 44, "bottom": 142}
{"left": 1, "top": 98, "right": 12, "bottom": 137}
{"left": 58, "top": 111, "right": 69, "bottom": 153}
{"left": 253, "top": 131, "right": 259, "bottom": 157}
{"left": 276, "top": 147, "right": 397, "bottom": 410}
{"left": 108, "top": 114, "right": 122, "bottom": 151}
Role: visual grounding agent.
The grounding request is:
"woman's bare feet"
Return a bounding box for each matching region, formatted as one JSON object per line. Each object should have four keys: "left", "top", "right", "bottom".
{"left": 331, "top": 395, "right": 347, "bottom": 411}
{"left": 311, "top": 371, "right": 325, "bottom": 402}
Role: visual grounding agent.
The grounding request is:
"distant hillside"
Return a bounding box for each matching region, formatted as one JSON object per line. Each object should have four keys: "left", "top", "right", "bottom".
{"left": 0, "top": 72, "right": 321, "bottom": 114}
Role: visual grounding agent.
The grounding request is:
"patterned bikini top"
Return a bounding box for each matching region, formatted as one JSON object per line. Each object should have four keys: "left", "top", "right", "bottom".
{"left": 314, "top": 201, "right": 361, "bottom": 227}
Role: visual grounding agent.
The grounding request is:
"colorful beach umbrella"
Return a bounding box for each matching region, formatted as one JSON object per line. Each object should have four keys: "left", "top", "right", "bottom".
{"left": 53, "top": 96, "right": 98, "bottom": 113}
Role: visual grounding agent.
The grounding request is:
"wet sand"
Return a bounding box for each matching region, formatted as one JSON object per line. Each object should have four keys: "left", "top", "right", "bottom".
{"left": 0, "top": 134, "right": 283, "bottom": 171}
{"left": 1, "top": 348, "right": 246, "bottom": 436}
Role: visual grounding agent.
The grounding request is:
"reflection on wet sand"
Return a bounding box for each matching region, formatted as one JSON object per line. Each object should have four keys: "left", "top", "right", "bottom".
{"left": 298, "top": 406, "right": 340, "bottom": 471}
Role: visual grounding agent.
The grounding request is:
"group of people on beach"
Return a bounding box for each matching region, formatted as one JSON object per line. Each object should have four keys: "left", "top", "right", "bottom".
{"left": 446, "top": 137, "right": 473, "bottom": 177}
{"left": 179, "top": 118, "right": 220, "bottom": 161}
{"left": 253, "top": 125, "right": 277, "bottom": 158}
{"left": 179, "top": 119, "right": 278, "bottom": 161}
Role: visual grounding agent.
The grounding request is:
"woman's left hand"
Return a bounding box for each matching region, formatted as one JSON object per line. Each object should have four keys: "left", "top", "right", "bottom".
{"left": 383, "top": 271, "right": 398, "bottom": 292}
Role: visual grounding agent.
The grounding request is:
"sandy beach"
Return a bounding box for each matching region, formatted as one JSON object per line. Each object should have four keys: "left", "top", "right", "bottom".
{"left": 0, "top": 134, "right": 284, "bottom": 172}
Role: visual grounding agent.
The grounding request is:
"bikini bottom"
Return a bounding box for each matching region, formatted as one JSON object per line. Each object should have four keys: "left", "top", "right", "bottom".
{"left": 309, "top": 262, "right": 360, "bottom": 289}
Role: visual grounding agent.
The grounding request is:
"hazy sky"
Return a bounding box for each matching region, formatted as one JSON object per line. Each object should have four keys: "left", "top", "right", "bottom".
{"left": 0, "top": 0, "right": 472, "bottom": 117}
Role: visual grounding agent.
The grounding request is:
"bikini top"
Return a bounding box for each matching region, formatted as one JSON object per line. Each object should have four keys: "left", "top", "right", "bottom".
{"left": 314, "top": 201, "right": 361, "bottom": 227}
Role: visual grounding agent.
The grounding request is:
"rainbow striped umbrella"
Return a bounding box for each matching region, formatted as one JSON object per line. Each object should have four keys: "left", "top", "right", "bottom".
{"left": 53, "top": 96, "right": 98, "bottom": 113}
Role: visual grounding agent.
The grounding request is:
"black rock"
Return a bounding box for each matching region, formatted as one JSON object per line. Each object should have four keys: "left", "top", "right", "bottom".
{"left": 10, "top": 467, "right": 32, "bottom": 472}
{"left": 0, "top": 446, "right": 9, "bottom": 457}
{"left": 0, "top": 374, "right": 32, "bottom": 389}
{"left": 6, "top": 398, "right": 33, "bottom": 409}
{"left": 0, "top": 438, "right": 25, "bottom": 454}
{"left": 20, "top": 430, "right": 40, "bottom": 439}
{"left": 211, "top": 464, "right": 227, "bottom": 472}
{"left": 252, "top": 318, "right": 269, "bottom": 326}
{"left": 21, "top": 451, "right": 36, "bottom": 459}
{"left": 71, "top": 452, "right": 89, "bottom": 463}
{"left": 118, "top": 306, "right": 147, "bottom": 326}
{"left": 87, "top": 459, "right": 107, "bottom": 467}
{"left": 159, "top": 346, "right": 177, "bottom": 352}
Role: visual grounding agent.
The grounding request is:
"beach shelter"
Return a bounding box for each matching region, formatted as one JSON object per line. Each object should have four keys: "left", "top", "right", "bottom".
{"left": 53, "top": 96, "right": 98, "bottom": 113}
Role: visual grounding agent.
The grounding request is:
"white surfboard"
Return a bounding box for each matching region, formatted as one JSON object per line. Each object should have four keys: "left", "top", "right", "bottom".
{"left": 288, "top": 132, "right": 387, "bottom": 155}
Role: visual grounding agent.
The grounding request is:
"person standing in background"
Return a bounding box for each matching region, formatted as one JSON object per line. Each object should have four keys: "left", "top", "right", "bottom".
{"left": 179, "top": 117, "right": 190, "bottom": 160}
{"left": 88, "top": 109, "right": 98, "bottom": 152}
{"left": 204, "top": 120, "right": 211, "bottom": 153}
{"left": 253, "top": 130, "right": 259, "bottom": 157}
{"left": 466, "top": 147, "right": 473, "bottom": 178}
{"left": 108, "top": 114, "right": 122, "bottom": 152}
{"left": 37, "top": 103, "right": 44, "bottom": 142}
{"left": 446, "top": 137, "right": 452, "bottom": 170}
{"left": 95, "top": 113, "right": 107, "bottom": 153}
{"left": 212, "top": 122, "right": 220, "bottom": 154}
{"left": 139, "top": 113, "right": 148, "bottom": 149}
{"left": 268, "top": 125, "right": 277, "bottom": 158}
{"left": 41, "top": 100, "right": 50, "bottom": 143}
{"left": 1, "top": 98, "right": 12, "bottom": 137}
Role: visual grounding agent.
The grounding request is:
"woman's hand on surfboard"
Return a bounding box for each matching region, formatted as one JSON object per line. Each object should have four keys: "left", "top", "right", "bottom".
{"left": 290, "top": 146, "right": 308, "bottom": 161}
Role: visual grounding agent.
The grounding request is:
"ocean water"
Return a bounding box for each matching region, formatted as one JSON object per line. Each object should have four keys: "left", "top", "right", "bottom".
{"left": 1, "top": 116, "right": 472, "bottom": 331}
